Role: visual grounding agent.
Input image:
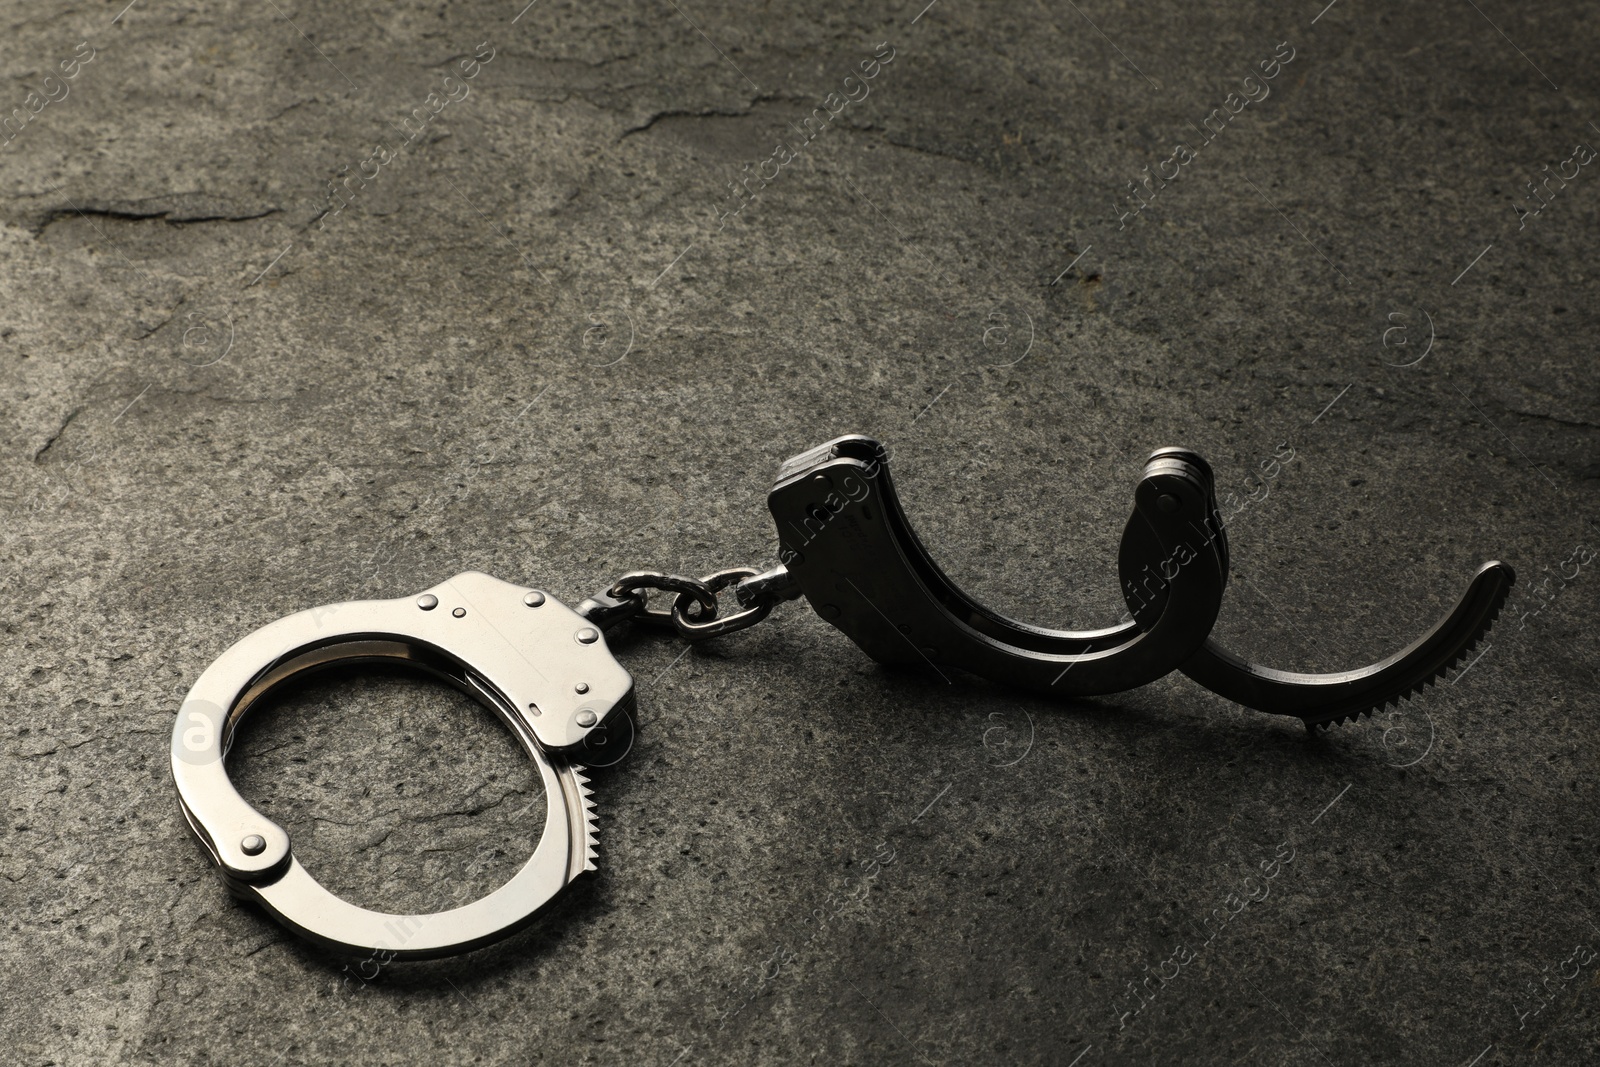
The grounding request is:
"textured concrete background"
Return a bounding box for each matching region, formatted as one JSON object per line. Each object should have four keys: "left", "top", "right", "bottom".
{"left": 2, "top": 0, "right": 1598, "bottom": 1063}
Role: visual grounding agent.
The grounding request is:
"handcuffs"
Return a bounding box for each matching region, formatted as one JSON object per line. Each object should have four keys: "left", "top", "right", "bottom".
{"left": 171, "top": 435, "right": 1513, "bottom": 959}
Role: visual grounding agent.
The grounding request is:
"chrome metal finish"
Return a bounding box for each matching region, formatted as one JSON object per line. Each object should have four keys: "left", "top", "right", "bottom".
{"left": 575, "top": 586, "right": 642, "bottom": 629}
{"left": 608, "top": 570, "right": 718, "bottom": 628}
{"left": 669, "top": 566, "right": 774, "bottom": 641}
{"left": 732, "top": 564, "right": 801, "bottom": 608}
{"left": 174, "top": 432, "right": 1517, "bottom": 963}
{"left": 170, "top": 572, "right": 628, "bottom": 959}
{"left": 584, "top": 566, "right": 785, "bottom": 643}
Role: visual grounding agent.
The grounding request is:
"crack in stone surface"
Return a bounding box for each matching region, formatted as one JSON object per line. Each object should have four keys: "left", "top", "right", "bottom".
{"left": 33, "top": 407, "right": 82, "bottom": 463}
{"left": 18, "top": 197, "right": 281, "bottom": 236}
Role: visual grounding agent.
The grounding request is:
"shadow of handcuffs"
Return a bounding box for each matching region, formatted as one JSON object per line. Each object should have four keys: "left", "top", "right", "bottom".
{"left": 763, "top": 435, "right": 1513, "bottom": 732}
{"left": 172, "top": 434, "right": 1510, "bottom": 963}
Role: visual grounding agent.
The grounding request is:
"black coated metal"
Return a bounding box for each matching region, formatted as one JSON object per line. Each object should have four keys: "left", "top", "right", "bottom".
{"left": 766, "top": 434, "right": 1514, "bottom": 728}
{"left": 1119, "top": 504, "right": 1513, "bottom": 726}
{"left": 767, "top": 436, "right": 1227, "bottom": 697}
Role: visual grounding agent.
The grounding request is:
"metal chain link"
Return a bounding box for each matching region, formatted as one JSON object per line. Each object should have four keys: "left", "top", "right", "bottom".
{"left": 667, "top": 567, "right": 772, "bottom": 640}
{"left": 608, "top": 571, "right": 717, "bottom": 629}
{"left": 579, "top": 564, "right": 796, "bottom": 643}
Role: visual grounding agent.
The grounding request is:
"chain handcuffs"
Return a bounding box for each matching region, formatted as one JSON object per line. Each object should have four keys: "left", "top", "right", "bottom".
{"left": 171, "top": 435, "right": 1514, "bottom": 959}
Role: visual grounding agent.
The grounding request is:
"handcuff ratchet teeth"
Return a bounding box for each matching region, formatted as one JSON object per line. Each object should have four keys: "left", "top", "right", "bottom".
{"left": 171, "top": 433, "right": 1512, "bottom": 959}
{"left": 171, "top": 571, "right": 623, "bottom": 960}
{"left": 1128, "top": 556, "right": 1514, "bottom": 729}
{"left": 775, "top": 435, "right": 1513, "bottom": 728}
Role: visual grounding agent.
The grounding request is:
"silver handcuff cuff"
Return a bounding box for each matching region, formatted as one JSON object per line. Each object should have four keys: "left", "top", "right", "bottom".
{"left": 172, "top": 434, "right": 1513, "bottom": 959}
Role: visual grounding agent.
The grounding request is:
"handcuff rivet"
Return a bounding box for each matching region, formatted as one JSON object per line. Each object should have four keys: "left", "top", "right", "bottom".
{"left": 1157, "top": 493, "right": 1179, "bottom": 513}
{"left": 524, "top": 591, "right": 546, "bottom": 607}
{"left": 575, "top": 682, "right": 590, "bottom": 694}
{"left": 576, "top": 627, "right": 599, "bottom": 644}
{"left": 174, "top": 572, "right": 641, "bottom": 960}
{"left": 452, "top": 607, "right": 467, "bottom": 618}
{"left": 576, "top": 709, "right": 598, "bottom": 728}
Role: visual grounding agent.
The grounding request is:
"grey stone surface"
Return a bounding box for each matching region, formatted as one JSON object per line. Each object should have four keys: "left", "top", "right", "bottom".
{"left": 1, "top": 0, "right": 1597, "bottom": 1063}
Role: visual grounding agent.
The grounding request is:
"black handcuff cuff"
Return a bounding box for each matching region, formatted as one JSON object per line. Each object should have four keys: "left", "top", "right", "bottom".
{"left": 172, "top": 434, "right": 1511, "bottom": 958}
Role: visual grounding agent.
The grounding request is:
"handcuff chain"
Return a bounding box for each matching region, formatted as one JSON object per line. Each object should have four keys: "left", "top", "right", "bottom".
{"left": 585, "top": 564, "right": 797, "bottom": 643}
